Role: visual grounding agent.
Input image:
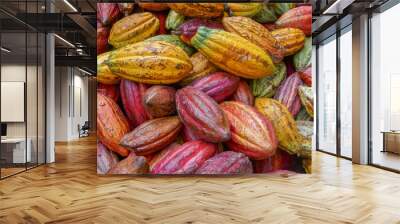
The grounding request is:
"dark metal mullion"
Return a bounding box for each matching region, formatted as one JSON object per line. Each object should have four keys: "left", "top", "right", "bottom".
{"left": 315, "top": 44, "right": 320, "bottom": 151}
{"left": 367, "top": 10, "right": 373, "bottom": 165}
{"left": 336, "top": 22, "right": 342, "bottom": 157}
{"left": 36, "top": 0, "right": 39, "bottom": 168}
{"left": 25, "top": 0, "right": 28, "bottom": 171}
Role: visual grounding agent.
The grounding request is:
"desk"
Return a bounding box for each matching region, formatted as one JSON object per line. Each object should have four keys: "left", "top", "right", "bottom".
{"left": 1, "top": 138, "right": 31, "bottom": 163}
{"left": 381, "top": 131, "right": 400, "bottom": 154}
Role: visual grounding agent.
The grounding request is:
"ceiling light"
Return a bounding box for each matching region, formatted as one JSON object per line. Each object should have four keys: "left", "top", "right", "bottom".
{"left": 77, "top": 67, "right": 93, "bottom": 76}
{"left": 323, "top": 0, "right": 355, "bottom": 15}
{"left": 1, "top": 47, "right": 11, "bottom": 53}
{"left": 63, "top": 0, "right": 78, "bottom": 12}
{"left": 54, "top": 34, "right": 75, "bottom": 48}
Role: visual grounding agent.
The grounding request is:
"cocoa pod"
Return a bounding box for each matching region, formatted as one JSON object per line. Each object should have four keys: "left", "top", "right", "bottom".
{"left": 97, "top": 21, "right": 109, "bottom": 55}
{"left": 148, "top": 143, "right": 180, "bottom": 172}
{"left": 196, "top": 151, "right": 253, "bottom": 174}
{"left": 293, "top": 37, "right": 312, "bottom": 71}
{"left": 168, "top": 3, "right": 224, "bottom": 18}
{"left": 274, "top": 72, "right": 303, "bottom": 116}
{"left": 253, "top": 149, "right": 296, "bottom": 173}
{"left": 176, "top": 87, "right": 231, "bottom": 143}
{"left": 179, "top": 52, "right": 218, "bottom": 86}
{"left": 107, "top": 152, "right": 149, "bottom": 174}
{"left": 190, "top": 72, "right": 240, "bottom": 103}
{"left": 143, "top": 85, "right": 176, "bottom": 118}
{"left": 97, "top": 83, "right": 119, "bottom": 102}
{"left": 182, "top": 125, "right": 200, "bottom": 142}
{"left": 97, "top": 3, "right": 120, "bottom": 26}
{"left": 232, "top": 81, "right": 254, "bottom": 106}
{"left": 97, "top": 143, "right": 119, "bottom": 174}
{"left": 296, "top": 108, "right": 312, "bottom": 121}
{"left": 271, "top": 28, "right": 305, "bottom": 56}
{"left": 118, "top": 3, "right": 134, "bottom": 17}
{"left": 139, "top": 3, "right": 169, "bottom": 11}
{"left": 97, "top": 52, "right": 120, "bottom": 85}
{"left": 151, "top": 140, "right": 217, "bottom": 174}
{"left": 154, "top": 12, "right": 167, "bottom": 35}
{"left": 255, "top": 98, "right": 311, "bottom": 158}
{"left": 120, "top": 116, "right": 182, "bottom": 156}
{"left": 276, "top": 6, "right": 312, "bottom": 36}
{"left": 298, "top": 85, "right": 314, "bottom": 117}
{"left": 252, "top": 62, "right": 286, "bottom": 98}
{"left": 299, "top": 66, "right": 312, "bottom": 87}
{"left": 220, "top": 101, "right": 277, "bottom": 160}
{"left": 296, "top": 120, "right": 313, "bottom": 140}
{"left": 97, "top": 93, "right": 130, "bottom": 157}
{"left": 173, "top": 18, "right": 224, "bottom": 44}
{"left": 120, "top": 80, "right": 149, "bottom": 128}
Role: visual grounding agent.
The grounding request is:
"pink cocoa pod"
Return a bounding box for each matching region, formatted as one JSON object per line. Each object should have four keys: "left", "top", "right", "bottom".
{"left": 231, "top": 80, "right": 254, "bottom": 106}
{"left": 196, "top": 151, "right": 253, "bottom": 174}
{"left": 120, "top": 79, "right": 149, "bottom": 127}
{"left": 220, "top": 101, "right": 278, "bottom": 160}
{"left": 274, "top": 72, "right": 302, "bottom": 116}
{"left": 97, "top": 21, "right": 109, "bottom": 54}
{"left": 150, "top": 140, "right": 217, "bottom": 174}
{"left": 176, "top": 86, "right": 231, "bottom": 143}
{"left": 97, "top": 143, "right": 119, "bottom": 174}
{"left": 190, "top": 72, "right": 240, "bottom": 102}
{"left": 253, "top": 149, "right": 297, "bottom": 173}
{"left": 182, "top": 125, "right": 200, "bottom": 142}
{"left": 97, "top": 3, "right": 120, "bottom": 26}
{"left": 97, "top": 83, "right": 119, "bottom": 102}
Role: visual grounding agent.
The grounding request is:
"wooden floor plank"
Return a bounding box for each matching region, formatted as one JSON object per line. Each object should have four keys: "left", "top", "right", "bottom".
{"left": 0, "top": 136, "right": 399, "bottom": 224}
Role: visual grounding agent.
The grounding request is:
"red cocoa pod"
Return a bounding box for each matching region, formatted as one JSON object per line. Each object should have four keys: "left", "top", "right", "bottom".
{"left": 148, "top": 143, "right": 180, "bottom": 171}
{"left": 173, "top": 18, "right": 224, "bottom": 44}
{"left": 97, "top": 83, "right": 119, "bottom": 102}
{"left": 182, "top": 125, "right": 200, "bottom": 142}
{"left": 231, "top": 80, "right": 254, "bottom": 106}
{"left": 97, "top": 93, "right": 130, "bottom": 157}
{"left": 107, "top": 152, "right": 149, "bottom": 174}
{"left": 253, "top": 149, "right": 296, "bottom": 173}
{"left": 143, "top": 85, "right": 176, "bottom": 118}
{"left": 120, "top": 79, "right": 149, "bottom": 128}
{"left": 97, "top": 3, "right": 120, "bottom": 26}
{"left": 299, "top": 66, "right": 312, "bottom": 86}
{"left": 154, "top": 12, "right": 167, "bottom": 35}
{"left": 190, "top": 72, "right": 240, "bottom": 103}
{"left": 196, "top": 151, "right": 253, "bottom": 174}
{"left": 97, "top": 21, "right": 109, "bottom": 54}
{"left": 276, "top": 6, "right": 312, "bottom": 36}
{"left": 176, "top": 86, "right": 231, "bottom": 143}
{"left": 120, "top": 116, "right": 182, "bottom": 156}
{"left": 220, "top": 101, "right": 278, "bottom": 160}
{"left": 151, "top": 140, "right": 217, "bottom": 174}
{"left": 274, "top": 72, "right": 303, "bottom": 116}
{"left": 97, "top": 143, "right": 119, "bottom": 174}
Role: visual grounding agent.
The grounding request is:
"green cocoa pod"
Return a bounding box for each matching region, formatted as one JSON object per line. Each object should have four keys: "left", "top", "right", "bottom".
{"left": 296, "top": 107, "right": 312, "bottom": 121}
{"left": 166, "top": 10, "right": 185, "bottom": 30}
{"left": 293, "top": 37, "right": 312, "bottom": 71}
{"left": 271, "top": 3, "right": 295, "bottom": 16}
{"left": 146, "top": 34, "right": 195, "bottom": 56}
{"left": 251, "top": 62, "right": 286, "bottom": 98}
{"left": 253, "top": 4, "right": 277, "bottom": 23}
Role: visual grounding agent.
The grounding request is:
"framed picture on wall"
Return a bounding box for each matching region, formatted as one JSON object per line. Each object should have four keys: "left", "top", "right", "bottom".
{"left": 96, "top": 2, "right": 313, "bottom": 175}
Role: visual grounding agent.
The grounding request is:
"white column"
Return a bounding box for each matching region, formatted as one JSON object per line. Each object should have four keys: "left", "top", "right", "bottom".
{"left": 352, "top": 14, "right": 369, "bottom": 164}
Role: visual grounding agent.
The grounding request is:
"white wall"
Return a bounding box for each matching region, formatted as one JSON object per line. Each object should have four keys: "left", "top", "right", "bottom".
{"left": 54, "top": 67, "right": 89, "bottom": 141}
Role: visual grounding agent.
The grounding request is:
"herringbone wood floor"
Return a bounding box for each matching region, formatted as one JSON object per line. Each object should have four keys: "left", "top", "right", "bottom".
{"left": 0, "top": 136, "right": 399, "bottom": 224}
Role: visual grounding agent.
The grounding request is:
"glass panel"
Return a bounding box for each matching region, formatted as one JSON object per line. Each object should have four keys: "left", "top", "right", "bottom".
{"left": 371, "top": 4, "right": 400, "bottom": 171}
{"left": 318, "top": 36, "right": 337, "bottom": 154}
{"left": 1, "top": 31, "right": 27, "bottom": 177}
{"left": 339, "top": 28, "right": 352, "bottom": 158}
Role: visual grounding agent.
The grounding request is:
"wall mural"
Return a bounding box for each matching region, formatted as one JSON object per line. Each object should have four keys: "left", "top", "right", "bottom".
{"left": 97, "top": 2, "right": 313, "bottom": 175}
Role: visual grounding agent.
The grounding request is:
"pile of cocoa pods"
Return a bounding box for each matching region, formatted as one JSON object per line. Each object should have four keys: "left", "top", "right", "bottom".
{"left": 97, "top": 3, "right": 313, "bottom": 175}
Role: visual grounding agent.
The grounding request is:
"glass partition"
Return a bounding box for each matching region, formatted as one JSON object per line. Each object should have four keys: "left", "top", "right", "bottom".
{"left": 371, "top": 3, "right": 400, "bottom": 171}
{"left": 339, "top": 27, "right": 352, "bottom": 158}
{"left": 317, "top": 36, "right": 337, "bottom": 154}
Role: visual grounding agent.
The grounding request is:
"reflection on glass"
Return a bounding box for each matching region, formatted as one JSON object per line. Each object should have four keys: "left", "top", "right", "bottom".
{"left": 371, "top": 4, "right": 400, "bottom": 171}
{"left": 318, "top": 37, "right": 337, "bottom": 154}
{"left": 340, "top": 29, "right": 352, "bottom": 158}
